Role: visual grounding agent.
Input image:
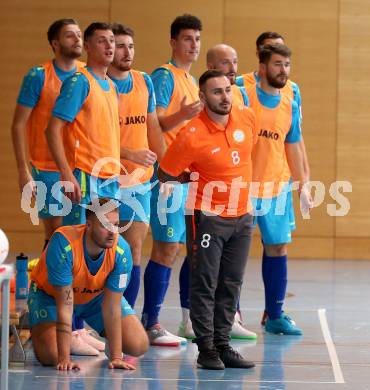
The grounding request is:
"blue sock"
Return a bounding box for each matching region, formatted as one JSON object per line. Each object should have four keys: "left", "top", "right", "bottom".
{"left": 142, "top": 260, "right": 172, "bottom": 329}
{"left": 73, "top": 316, "right": 84, "bottom": 330}
{"left": 124, "top": 265, "right": 141, "bottom": 308}
{"left": 179, "top": 257, "right": 190, "bottom": 309}
{"left": 262, "top": 253, "right": 287, "bottom": 320}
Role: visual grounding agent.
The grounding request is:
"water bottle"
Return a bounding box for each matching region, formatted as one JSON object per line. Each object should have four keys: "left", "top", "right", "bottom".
{"left": 15, "top": 253, "right": 29, "bottom": 299}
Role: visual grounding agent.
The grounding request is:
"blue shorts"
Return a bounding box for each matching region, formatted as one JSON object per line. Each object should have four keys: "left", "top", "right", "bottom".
{"left": 252, "top": 185, "right": 296, "bottom": 245}
{"left": 149, "top": 168, "right": 188, "bottom": 243}
{"left": 119, "top": 181, "right": 151, "bottom": 224}
{"left": 63, "top": 169, "right": 120, "bottom": 226}
{"left": 31, "top": 166, "right": 65, "bottom": 219}
{"left": 28, "top": 282, "right": 135, "bottom": 334}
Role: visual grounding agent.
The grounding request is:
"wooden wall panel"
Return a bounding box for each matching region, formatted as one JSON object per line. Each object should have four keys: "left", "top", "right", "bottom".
{"left": 224, "top": 0, "right": 339, "bottom": 257}
{"left": 0, "top": 0, "right": 110, "bottom": 252}
{"left": 1, "top": 0, "right": 370, "bottom": 259}
{"left": 110, "top": 0, "right": 223, "bottom": 78}
{"left": 337, "top": 0, "right": 370, "bottom": 240}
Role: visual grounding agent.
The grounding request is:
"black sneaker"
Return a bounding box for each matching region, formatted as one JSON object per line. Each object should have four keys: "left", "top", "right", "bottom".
{"left": 197, "top": 347, "right": 225, "bottom": 370}
{"left": 217, "top": 345, "right": 255, "bottom": 369}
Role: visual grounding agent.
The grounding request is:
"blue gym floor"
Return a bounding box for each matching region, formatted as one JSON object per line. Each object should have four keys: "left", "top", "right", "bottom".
{"left": 4, "top": 256, "right": 370, "bottom": 389}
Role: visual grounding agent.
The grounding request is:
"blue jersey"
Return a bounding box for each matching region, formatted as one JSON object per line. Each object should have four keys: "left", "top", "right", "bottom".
{"left": 52, "top": 67, "right": 119, "bottom": 123}
{"left": 17, "top": 62, "right": 78, "bottom": 108}
{"left": 45, "top": 232, "right": 132, "bottom": 293}
{"left": 255, "top": 84, "right": 301, "bottom": 143}
{"left": 151, "top": 60, "right": 197, "bottom": 108}
{"left": 110, "top": 71, "right": 156, "bottom": 113}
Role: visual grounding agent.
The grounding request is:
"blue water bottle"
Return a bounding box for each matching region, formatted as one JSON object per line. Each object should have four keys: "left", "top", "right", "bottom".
{"left": 15, "top": 253, "right": 29, "bottom": 299}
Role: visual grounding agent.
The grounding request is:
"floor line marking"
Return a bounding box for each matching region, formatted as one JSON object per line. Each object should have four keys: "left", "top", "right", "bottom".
{"left": 34, "top": 376, "right": 338, "bottom": 384}
{"left": 318, "top": 308, "right": 345, "bottom": 384}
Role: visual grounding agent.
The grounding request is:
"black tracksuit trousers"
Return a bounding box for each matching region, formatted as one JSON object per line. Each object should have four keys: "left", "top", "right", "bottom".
{"left": 186, "top": 210, "right": 254, "bottom": 349}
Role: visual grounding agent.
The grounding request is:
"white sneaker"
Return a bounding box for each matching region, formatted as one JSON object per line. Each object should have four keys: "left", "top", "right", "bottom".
{"left": 147, "top": 324, "right": 181, "bottom": 347}
{"left": 230, "top": 312, "right": 257, "bottom": 340}
{"left": 70, "top": 331, "right": 99, "bottom": 356}
{"left": 78, "top": 328, "right": 105, "bottom": 352}
{"left": 164, "top": 328, "right": 187, "bottom": 345}
{"left": 177, "top": 318, "right": 195, "bottom": 339}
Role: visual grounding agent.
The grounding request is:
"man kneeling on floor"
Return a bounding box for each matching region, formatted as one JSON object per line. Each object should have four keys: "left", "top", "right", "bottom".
{"left": 28, "top": 198, "right": 149, "bottom": 370}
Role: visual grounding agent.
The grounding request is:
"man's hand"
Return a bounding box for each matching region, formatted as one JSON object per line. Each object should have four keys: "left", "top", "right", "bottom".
{"left": 56, "top": 359, "right": 80, "bottom": 371}
{"left": 179, "top": 97, "right": 203, "bottom": 121}
{"left": 19, "top": 170, "right": 36, "bottom": 198}
{"left": 159, "top": 182, "right": 174, "bottom": 198}
{"left": 299, "top": 184, "right": 313, "bottom": 215}
{"left": 61, "top": 171, "right": 81, "bottom": 204}
{"left": 108, "top": 357, "right": 136, "bottom": 370}
{"left": 128, "top": 149, "right": 157, "bottom": 167}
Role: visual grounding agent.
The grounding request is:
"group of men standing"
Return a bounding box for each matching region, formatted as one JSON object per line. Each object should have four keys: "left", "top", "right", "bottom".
{"left": 11, "top": 14, "right": 312, "bottom": 371}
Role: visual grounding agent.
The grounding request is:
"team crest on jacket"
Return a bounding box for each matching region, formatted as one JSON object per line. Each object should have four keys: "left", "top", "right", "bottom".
{"left": 233, "top": 129, "right": 245, "bottom": 143}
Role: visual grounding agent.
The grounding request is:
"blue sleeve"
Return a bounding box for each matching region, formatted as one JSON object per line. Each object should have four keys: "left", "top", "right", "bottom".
{"left": 235, "top": 76, "right": 244, "bottom": 87}
{"left": 143, "top": 73, "right": 156, "bottom": 113}
{"left": 291, "top": 81, "right": 302, "bottom": 121}
{"left": 151, "top": 67, "right": 174, "bottom": 109}
{"left": 52, "top": 72, "right": 90, "bottom": 122}
{"left": 46, "top": 233, "right": 73, "bottom": 286}
{"left": 285, "top": 100, "right": 302, "bottom": 143}
{"left": 105, "top": 235, "right": 133, "bottom": 293}
{"left": 239, "top": 86, "right": 249, "bottom": 106}
{"left": 17, "top": 66, "right": 45, "bottom": 108}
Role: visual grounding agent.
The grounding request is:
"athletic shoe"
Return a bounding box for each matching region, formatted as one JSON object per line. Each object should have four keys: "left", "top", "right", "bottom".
{"left": 265, "top": 314, "right": 302, "bottom": 335}
{"left": 197, "top": 347, "right": 225, "bottom": 370}
{"left": 177, "top": 318, "right": 195, "bottom": 339}
{"left": 261, "top": 311, "right": 296, "bottom": 326}
{"left": 147, "top": 324, "right": 181, "bottom": 347}
{"left": 231, "top": 311, "right": 257, "bottom": 340}
{"left": 70, "top": 331, "right": 99, "bottom": 356}
{"left": 164, "top": 328, "right": 187, "bottom": 345}
{"left": 78, "top": 328, "right": 105, "bottom": 352}
{"left": 217, "top": 345, "right": 255, "bottom": 369}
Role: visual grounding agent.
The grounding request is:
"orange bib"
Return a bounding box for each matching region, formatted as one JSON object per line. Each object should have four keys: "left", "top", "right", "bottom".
{"left": 26, "top": 60, "right": 85, "bottom": 171}
{"left": 231, "top": 84, "right": 245, "bottom": 108}
{"left": 159, "top": 63, "right": 199, "bottom": 146}
{"left": 247, "top": 85, "right": 292, "bottom": 198}
{"left": 118, "top": 70, "right": 153, "bottom": 186}
{"left": 64, "top": 68, "right": 120, "bottom": 178}
{"left": 31, "top": 225, "right": 118, "bottom": 305}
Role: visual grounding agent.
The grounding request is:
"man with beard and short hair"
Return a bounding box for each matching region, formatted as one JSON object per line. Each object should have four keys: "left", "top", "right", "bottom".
{"left": 107, "top": 23, "right": 166, "bottom": 310}
{"left": 158, "top": 70, "right": 257, "bottom": 370}
{"left": 245, "top": 43, "right": 312, "bottom": 335}
{"left": 206, "top": 43, "right": 257, "bottom": 341}
{"left": 207, "top": 44, "right": 249, "bottom": 108}
{"left": 143, "top": 14, "right": 203, "bottom": 347}
{"left": 11, "top": 18, "right": 84, "bottom": 249}
{"left": 28, "top": 198, "right": 149, "bottom": 370}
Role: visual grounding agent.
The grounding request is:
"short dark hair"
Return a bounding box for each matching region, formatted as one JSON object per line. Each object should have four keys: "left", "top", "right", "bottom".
{"left": 84, "top": 22, "right": 112, "bottom": 42}
{"left": 47, "top": 18, "right": 78, "bottom": 46}
{"left": 199, "top": 69, "right": 226, "bottom": 91}
{"left": 256, "top": 31, "right": 284, "bottom": 51}
{"left": 259, "top": 43, "right": 291, "bottom": 64}
{"left": 111, "top": 22, "right": 134, "bottom": 38}
{"left": 85, "top": 198, "right": 119, "bottom": 220}
{"left": 170, "top": 14, "right": 202, "bottom": 39}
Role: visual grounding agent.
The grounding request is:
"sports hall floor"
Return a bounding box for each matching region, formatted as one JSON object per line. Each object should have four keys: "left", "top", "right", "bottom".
{"left": 4, "top": 255, "right": 370, "bottom": 389}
